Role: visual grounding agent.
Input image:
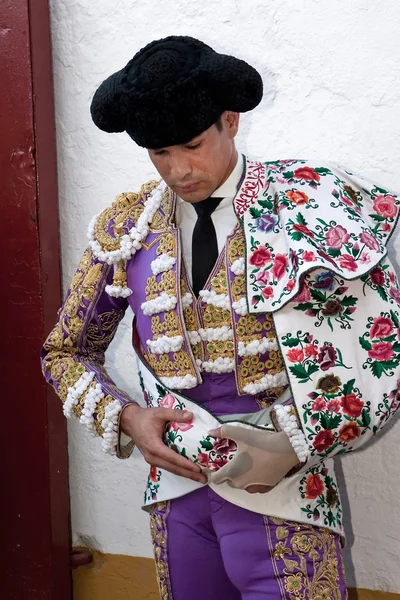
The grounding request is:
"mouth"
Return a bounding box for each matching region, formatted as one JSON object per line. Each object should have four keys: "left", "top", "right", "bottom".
{"left": 175, "top": 182, "right": 201, "bottom": 193}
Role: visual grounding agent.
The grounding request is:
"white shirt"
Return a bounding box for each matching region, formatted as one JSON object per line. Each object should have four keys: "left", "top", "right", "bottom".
{"left": 175, "top": 155, "right": 244, "bottom": 282}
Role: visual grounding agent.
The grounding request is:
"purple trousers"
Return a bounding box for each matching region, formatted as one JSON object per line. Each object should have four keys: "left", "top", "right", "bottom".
{"left": 149, "top": 373, "right": 347, "bottom": 599}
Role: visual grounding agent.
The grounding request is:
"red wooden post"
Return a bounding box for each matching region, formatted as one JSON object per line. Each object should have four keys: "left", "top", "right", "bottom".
{"left": 0, "top": 1, "right": 71, "bottom": 598}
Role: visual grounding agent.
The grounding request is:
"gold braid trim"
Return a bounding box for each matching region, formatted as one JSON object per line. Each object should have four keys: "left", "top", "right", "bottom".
{"left": 266, "top": 517, "right": 346, "bottom": 600}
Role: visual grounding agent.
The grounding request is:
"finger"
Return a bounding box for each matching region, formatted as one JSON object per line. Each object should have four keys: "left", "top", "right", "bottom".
{"left": 157, "top": 408, "right": 194, "bottom": 422}
{"left": 208, "top": 426, "right": 222, "bottom": 437}
{"left": 208, "top": 424, "right": 239, "bottom": 440}
{"left": 151, "top": 440, "right": 202, "bottom": 472}
{"left": 155, "top": 457, "right": 208, "bottom": 483}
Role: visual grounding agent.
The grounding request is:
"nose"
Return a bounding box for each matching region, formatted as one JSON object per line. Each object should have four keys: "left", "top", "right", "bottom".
{"left": 168, "top": 154, "right": 192, "bottom": 182}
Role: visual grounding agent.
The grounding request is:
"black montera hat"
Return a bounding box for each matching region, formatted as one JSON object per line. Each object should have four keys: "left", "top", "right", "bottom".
{"left": 90, "top": 36, "right": 263, "bottom": 148}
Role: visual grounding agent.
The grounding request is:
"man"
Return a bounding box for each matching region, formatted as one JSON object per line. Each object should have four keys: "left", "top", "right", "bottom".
{"left": 41, "top": 36, "right": 400, "bottom": 599}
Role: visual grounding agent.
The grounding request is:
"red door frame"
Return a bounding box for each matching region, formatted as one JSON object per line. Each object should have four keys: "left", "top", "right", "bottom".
{"left": 1, "top": 1, "right": 71, "bottom": 598}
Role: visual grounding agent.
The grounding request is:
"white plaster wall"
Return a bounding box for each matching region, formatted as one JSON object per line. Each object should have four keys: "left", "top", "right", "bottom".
{"left": 49, "top": 0, "right": 400, "bottom": 592}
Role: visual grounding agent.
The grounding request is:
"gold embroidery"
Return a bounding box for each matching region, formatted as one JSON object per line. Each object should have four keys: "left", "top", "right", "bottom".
{"left": 42, "top": 246, "right": 128, "bottom": 432}
{"left": 94, "top": 192, "right": 144, "bottom": 251}
{"left": 228, "top": 231, "right": 245, "bottom": 263}
{"left": 202, "top": 305, "right": 232, "bottom": 328}
{"left": 149, "top": 502, "right": 173, "bottom": 600}
{"left": 151, "top": 187, "right": 174, "bottom": 232}
{"left": 145, "top": 271, "right": 176, "bottom": 300}
{"left": 151, "top": 311, "right": 181, "bottom": 337}
{"left": 266, "top": 518, "right": 346, "bottom": 600}
{"left": 82, "top": 263, "right": 104, "bottom": 301}
{"left": 231, "top": 274, "right": 246, "bottom": 301}
{"left": 86, "top": 309, "right": 124, "bottom": 350}
{"left": 209, "top": 268, "right": 228, "bottom": 295}
{"left": 146, "top": 350, "right": 197, "bottom": 379}
{"left": 156, "top": 232, "right": 176, "bottom": 255}
{"left": 206, "top": 340, "right": 235, "bottom": 361}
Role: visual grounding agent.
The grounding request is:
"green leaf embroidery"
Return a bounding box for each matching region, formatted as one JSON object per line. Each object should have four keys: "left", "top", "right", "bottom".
{"left": 390, "top": 310, "right": 400, "bottom": 327}
{"left": 359, "top": 336, "right": 372, "bottom": 351}
{"left": 306, "top": 364, "right": 320, "bottom": 378}
{"left": 293, "top": 302, "right": 314, "bottom": 312}
{"left": 327, "top": 248, "right": 341, "bottom": 258}
{"left": 156, "top": 383, "right": 167, "bottom": 398}
{"left": 311, "top": 289, "right": 327, "bottom": 303}
{"left": 377, "top": 286, "right": 388, "bottom": 302}
{"left": 296, "top": 213, "right": 307, "bottom": 226}
{"left": 291, "top": 232, "right": 304, "bottom": 242}
{"left": 282, "top": 337, "right": 301, "bottom": 347}
{"left": 371, "top": 361, "right": 386, "bottom": 379}
{"left": 289, "top": 364, "right": 310, "bottom": 380}
{"left": 361, "top": 409, "right": 371, "bottom": 427}
{"left": 320, "top": 414, "right": 342, "bottom": 430}
{"left": 314, "top": 167, "right": 332, "bottom": 174}
{"left": 258, "top": 199, "right": 274, "bottom": 210}
{"left": 283, "top": 171, "right": 294, "bottom": 180}
{"left": 342, "top": 379, "right": 355, "bottom": 396}
{"left": 341, "top": 295, "right": 357, "bottom": 307}
{"left": 250, "top": 207, "right": 262, "bottom": 219}
{"left": 200, "top": 439, "right": 213, "bottom": 451}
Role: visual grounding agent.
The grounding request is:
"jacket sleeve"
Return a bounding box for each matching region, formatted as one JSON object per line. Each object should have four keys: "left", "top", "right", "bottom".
{"left": 41, "top": 246, "right": 135, "bottom": 458}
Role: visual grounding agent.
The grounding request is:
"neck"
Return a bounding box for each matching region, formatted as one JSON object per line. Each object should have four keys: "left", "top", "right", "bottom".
{"left": 214, "top": 147, "right": 238, "bottom": 192}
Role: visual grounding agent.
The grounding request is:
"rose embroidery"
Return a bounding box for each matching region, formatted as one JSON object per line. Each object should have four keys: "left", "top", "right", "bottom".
{"left": 326, "top": 225, "right": 350, "bottom": 250}
{"left": 338, "top": 422, "right": 360, "bottom": 442}
{"left": 213, "top": 438, "right": 237, "bottom": 455}
{"left": 302, "top": 251, "right": 316, "bottom": 262}
{"left": 305, "top": 474, "right": 324, "bottom": 499}
{"left": 256, "top": 270, "right": 270, "bottom": 285}
{"left": 318, "top": 346, "right": 337, "bottom": 371}
{"left": 300, "top": 465, "right": 342, "bottom": 528}
{"left": 261, "top": 286, "right": 274, "bottom": 299}
{"left": 287, "top": 348, "right": 305, "bottom": 363}
{"left": 295, "top": 282, "right": 311, "bottom": 303}
{"left": 286, "top": 190, "right": 310, "bottom": 205}
{"left": 293, "top": 166, "right": 321, "bottom": 183}
{"left": 338, "top": 254, "right": 358, "bottom": 272}
{"left": 256, "top": 214, "right": 277, "bottom": 232}
{"left": 160, "top": 393, "right": 176, "bottom": 409}
{"left": 368, "top": 342, "right": 394, "bottom": 361}
{"left": 170, "top": 420, "right": 194, "bottom": 433}
{"left": 316, "top": 374, "right": 341, "bottom": 395}
{"left": 327, "top": 400, "right": 341, "bottom": 414}
{"left": 359, "top": 231, "right": 381, "bottom": 252}
{"left": 370, "top": 316, "right": 394, "bottom": 339}
{"left": 313, "top": 430, "right": 335, "bottom": 452}
{"left": 314, "top": 272, "right": 335, "bottom": 290}
{"left": 340, "top": 393, "right": 364, "bottom": 418}
{"left": 373, "top": 195, "right": 397, "bottom": 219}
{"left": 249, "top": 246, "right": 272, "bottom": 267}
{"left": 271, "top": 254, "right": 289, "bottom": 281}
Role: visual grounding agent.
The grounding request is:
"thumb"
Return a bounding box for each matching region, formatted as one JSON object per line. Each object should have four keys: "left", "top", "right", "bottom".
{"left": 208, "top": 423, "right": 240, "bottom": 440}
{"left": 159, "top": 408, "right": 194, "bottom": 422}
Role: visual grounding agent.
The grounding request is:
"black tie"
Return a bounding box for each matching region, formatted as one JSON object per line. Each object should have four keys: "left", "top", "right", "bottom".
{"left": 192, "top": 197, "right": 223, "bottom": 296}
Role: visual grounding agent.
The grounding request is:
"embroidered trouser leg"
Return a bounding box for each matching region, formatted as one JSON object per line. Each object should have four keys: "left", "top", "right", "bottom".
{"left": 150, "top": 487, "right": 347, "bottom": 600}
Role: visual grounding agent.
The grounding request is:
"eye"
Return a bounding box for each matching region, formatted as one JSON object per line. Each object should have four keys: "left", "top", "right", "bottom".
{"left": 186, "top": 142, "right": 202, "bottom": 150}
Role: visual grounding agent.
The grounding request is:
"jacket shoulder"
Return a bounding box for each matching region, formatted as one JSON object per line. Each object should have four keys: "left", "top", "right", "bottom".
{"left": 89, "top": 179, "right": 160, "bottom": 253}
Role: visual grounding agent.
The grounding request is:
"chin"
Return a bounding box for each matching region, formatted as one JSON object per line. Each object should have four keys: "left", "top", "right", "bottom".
{"left": 174, "top": 188, "right": 210, "bottom": 203}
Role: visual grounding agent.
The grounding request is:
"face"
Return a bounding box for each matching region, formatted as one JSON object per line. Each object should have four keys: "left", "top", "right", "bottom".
{"left": 147, "top": 111, "right": 240, "bottom": 203}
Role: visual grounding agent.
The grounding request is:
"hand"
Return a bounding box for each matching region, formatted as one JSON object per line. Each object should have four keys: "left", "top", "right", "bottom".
{"left": 208, "top": 424, "right": 299, "bottom": 494}
{"left": 120, "top": 403, "right": 207, "bottom": 484}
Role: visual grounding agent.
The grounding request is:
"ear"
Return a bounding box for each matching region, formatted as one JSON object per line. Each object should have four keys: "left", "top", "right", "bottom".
{"left": 224, "top": 111, "right": 240, "bottom": 139}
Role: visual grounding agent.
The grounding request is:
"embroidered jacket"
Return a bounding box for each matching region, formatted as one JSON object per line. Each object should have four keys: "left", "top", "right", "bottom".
{"left": 41, "top": 158, "right": 400, "bottom": 533}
